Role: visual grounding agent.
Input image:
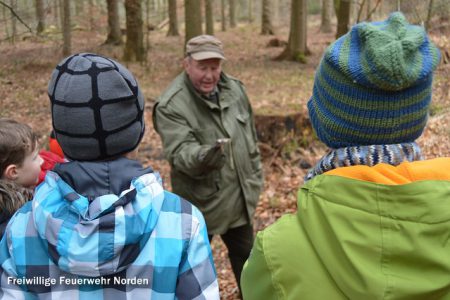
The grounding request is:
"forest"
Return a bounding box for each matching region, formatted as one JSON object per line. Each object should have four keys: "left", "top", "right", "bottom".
{"left": 0, "top": 0, "right": 449, "bottom": 299}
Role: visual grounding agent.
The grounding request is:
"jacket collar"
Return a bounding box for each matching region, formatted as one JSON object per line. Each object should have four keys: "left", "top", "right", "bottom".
{"left": 53, "top": 157, "right": 153, "bottom": 200}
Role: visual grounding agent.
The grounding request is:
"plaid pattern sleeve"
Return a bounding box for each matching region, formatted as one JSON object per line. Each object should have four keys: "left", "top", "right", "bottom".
{"left": 176, "top": 204, "right": 219, "bottom": 300}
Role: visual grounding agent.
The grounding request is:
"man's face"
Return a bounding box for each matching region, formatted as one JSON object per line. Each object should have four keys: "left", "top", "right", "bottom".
{"left": 184, "top": 57, "right": 222, "bottom": 95}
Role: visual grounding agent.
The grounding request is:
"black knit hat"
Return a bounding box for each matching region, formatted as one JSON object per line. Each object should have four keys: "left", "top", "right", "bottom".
{"left": 48, "top": 53, "right": 145, "bottom": 161}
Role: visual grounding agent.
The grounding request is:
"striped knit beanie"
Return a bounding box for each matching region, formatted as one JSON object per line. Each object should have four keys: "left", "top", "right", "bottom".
{"left": 48, "top": 53, "right": 145, "bottom": 161}
{"left": 308, "top": 12, "right": 441, "bottom": 148}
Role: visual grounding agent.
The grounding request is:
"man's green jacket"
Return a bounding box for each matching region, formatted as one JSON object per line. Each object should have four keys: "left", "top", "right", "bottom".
{"left": 153, "top": 71, "right": 263, "bottom": 234}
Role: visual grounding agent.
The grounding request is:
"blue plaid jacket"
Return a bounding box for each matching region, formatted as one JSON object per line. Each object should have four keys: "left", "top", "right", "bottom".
{"left": 0, "top": 163, "right": 219, "bottom": 299}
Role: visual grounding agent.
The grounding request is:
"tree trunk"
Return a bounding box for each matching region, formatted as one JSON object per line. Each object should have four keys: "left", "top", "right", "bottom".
{"left": 185, "top": 0, "right": 202, "bottom": 44}
{"left": 123, "top": 0, "right": 145, "bottom": 62}
{"left": 53, "top": 0, "right": 59, "bottom": 27}
{"left": 221, "top": 0, "right": 226, "bottom": 31}
{"left": 366, "top": 0, "right": 372, "bottom": 21}
{"left": 10, "top": 0, "right": 16, "bottom": 43}
{"left": 59, "top": 0, "right": 64, "bottom": 30}
{"left": 105, "top": 0, "right": 122, "bottom": 44}
{"left": 356, "top": 0, "right": 365, "bottom": 23}
{"left": 261, "top": 0, "right": 274, "bottom": 35}
{"left": 321, "top": 0, "right": 333, "bottom": 33}
{"left": 157, "top": 0, "right": 165, "bottom": 23}
{"left": 277, "top": 0, "right": 307, "bottom": 62}
{"left": 399, "top": 0, "right": 411, "bottom": 13}
{"left": 333, "top": 0, "right": 338, "bottom": 17}
{"left": 425, "top": 0, "right": 434, "bottom": 31}
{"left": 205, "top": 0, "right": 214, "bottom": 35}
{"left": 274, "top": 0, "right": 279, "bottom": 24}
{"left": 439, "top": 0, "right": 450, "bottom": 22}
{"left": 335, "top": 0, "right": 350, "bottom": 39}
{"left": 2, "top": 3, "right": 9, "bottom": 39}
{"left": 248, "top": 0, "right": 253, "bottom": 23}
{"left": 145, "top": 0, "right": 150, "bottom": 51}
{"left": 229, "top": 0, "right": 236, "bottom": 27}
{"left": 167, "top": 0, "right": 179, "bottom": 36}
{"left": 75, "top": 0, "right": 84, "bottom": 15}
{"left": 88, "top": 0, "right": 94, "bottom": 30}
{"left": 35, "top": 0, "right": 45, "bottom": 34}
{"left": 62, "top": 0, "right": 71, "bottom": 56}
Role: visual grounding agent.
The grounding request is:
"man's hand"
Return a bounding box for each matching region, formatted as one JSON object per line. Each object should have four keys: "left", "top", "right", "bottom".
{"left": 198, "top": 139, "right": 230, "bottom": 170}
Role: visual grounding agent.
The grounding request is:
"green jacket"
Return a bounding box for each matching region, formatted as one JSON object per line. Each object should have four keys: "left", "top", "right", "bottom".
{"left": 242, "top": 158, "right": 450, "bottom": 300}
{"left": 153, "top": 71, "right": 263, "bottom": 234}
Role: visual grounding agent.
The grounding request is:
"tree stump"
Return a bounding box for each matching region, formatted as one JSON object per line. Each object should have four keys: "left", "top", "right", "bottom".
{"left": 254, "top": 112, "right": 314, "bottom": 160}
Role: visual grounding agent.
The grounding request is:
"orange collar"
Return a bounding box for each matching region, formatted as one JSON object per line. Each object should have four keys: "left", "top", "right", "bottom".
{"left": 324, "top": 158, "right": 450, "bottom": 185}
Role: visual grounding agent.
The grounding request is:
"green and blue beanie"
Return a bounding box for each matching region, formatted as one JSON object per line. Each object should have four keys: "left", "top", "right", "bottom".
{"left": 308, "top": 12, "right": 441, "bottom": 148}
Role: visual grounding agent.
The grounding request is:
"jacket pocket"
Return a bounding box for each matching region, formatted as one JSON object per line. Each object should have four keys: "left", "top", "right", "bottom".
{"left": 236, "top": 112, "right": 259, "bottom": 159}
{"left": 177, "top": 171, "right": 220, "bottom": 202}
{"left": 236, "top": 112, "right": 250, "bottom": 124}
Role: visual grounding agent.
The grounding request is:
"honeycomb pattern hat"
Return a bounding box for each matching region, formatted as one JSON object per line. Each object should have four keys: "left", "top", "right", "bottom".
{"left": 48, "top": 53, "right": 145, "bottom": 161}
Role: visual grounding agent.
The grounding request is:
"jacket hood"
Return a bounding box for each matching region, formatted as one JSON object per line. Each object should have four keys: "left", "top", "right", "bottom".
{"left": 31, "top": 158, "right": 163, "bottom": 277}
{"left": 299, "top": 169, "right": 450, "bottom": 298}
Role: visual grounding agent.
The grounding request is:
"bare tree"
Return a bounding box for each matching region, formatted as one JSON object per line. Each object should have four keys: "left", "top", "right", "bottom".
{"left": 357, "top": 0, "right": 381, "bottom": 22}
{"left": 59, "top": 0, "right": 64, "bottom": 30}
{"left": 62, "top": 0, "right": 71, "bottom": 56}
{"left": 229, "top": 0, "right": 236, "bottom": 27}
{"left": 88, "top": 0, "right": 94, "bottom": 30}
{"left": 10, "top": 0, "right": 16, "bottom": 43}
{"left": 105, "top": 0, "right": 122, "bottom": 44}
{"left": 425, "top": 0, "right": 435, "bottom": 31}
{"left": 366, "top": 0, "right": 372, "bottom": 21}
{"left": 2, "top": 3, "right": 9, "bottom": 38}
{"left": 0, "top": 0, "right": 32, "bottom": 40}
{"left": 261, "top": 0, "right": 274, "bottom": 34}
{"left": 221, "top": 0, "right": 226, "bottom": 31}
{"left": 145, "top": 0, "right": 150, "bottom": 51}
{"left": 167, "top": 0, "right": 179, "bottom": 36}
{"left": 53, "top": 0, "right": 59, "bottom": 27}
{"left": 335, "top": 0, "right": 351, "bottom": 39}
{"left": 205, "top": 0, "right": 214, "bottom": 35}
{"left": 35, "top": 0, "right": 45, "bottom": 34}
{"left": 321, "top": 0, "right": 333, "bottom": 33}
{"left": 185, "top": 0, "right": 202, "bottom": 44}
{"left": 75, "top": 0, "right": 84, "bottom": 15}
{"left": 248, "top": 0, "right": 253, "bottom": 23}
{"left": 123, "top": 0, "right": 145, "bottom": 62}
{"left": 278, "top": 0, "right": 308, "bottom": 62}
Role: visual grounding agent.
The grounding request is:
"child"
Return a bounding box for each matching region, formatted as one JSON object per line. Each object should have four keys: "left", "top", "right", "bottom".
{"left": 0, "top": 53, "right": 219, "bottom": 299}
{"left": 241, "top": 13, "right": 448, "bottom": 299}
{"left": 0, "top": 119, "right": 65, "bottom": 236}
{"left": 0, "top": 119, "right": 43, "bottom": 235}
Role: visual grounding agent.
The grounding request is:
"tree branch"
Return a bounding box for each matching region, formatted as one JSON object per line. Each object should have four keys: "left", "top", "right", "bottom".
{"left": 356, "top": 0, "right": 367, "bottom": 23}
{"left": 0, "top": 0, "right": 33, "bottom": 33}
{"left": 365, "top": 0, "right": 382, "bottom": 22}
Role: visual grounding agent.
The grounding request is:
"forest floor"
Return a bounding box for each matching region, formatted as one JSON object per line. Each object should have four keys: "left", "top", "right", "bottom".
{"left": 1, "top": 15, "right": 449, "bottom": 299}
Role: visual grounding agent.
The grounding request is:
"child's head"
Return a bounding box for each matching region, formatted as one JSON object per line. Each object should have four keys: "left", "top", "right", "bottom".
{"left": 47, "top": 53, "right": 145, "bottom": 161}
{"left": 307, "top": 12, "right": 441, "bottom": 148}
{"left": 0, "top": 119, "right": 43, "bottom": 188}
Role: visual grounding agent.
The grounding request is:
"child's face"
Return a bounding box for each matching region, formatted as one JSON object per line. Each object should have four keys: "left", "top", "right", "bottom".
{"left": 15, "top": 149, "right": 44, "bottom": 188}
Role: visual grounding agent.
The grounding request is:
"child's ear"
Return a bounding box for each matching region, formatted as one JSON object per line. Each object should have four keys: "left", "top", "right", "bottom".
{"left": 3, "top": 164, "right": 18, "bottom": 181}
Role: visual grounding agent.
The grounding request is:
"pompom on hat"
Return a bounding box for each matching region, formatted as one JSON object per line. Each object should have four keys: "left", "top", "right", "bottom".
{"left": 48, "top": 53, "right": 145, "bottom": 161}
{"left": 308, "top": 12, "right": 441, "bottom": 148}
